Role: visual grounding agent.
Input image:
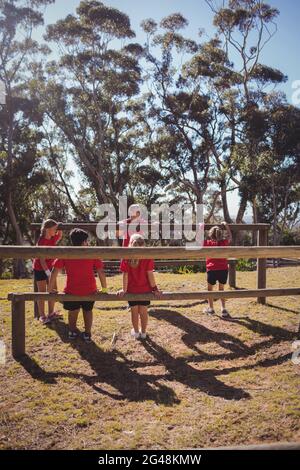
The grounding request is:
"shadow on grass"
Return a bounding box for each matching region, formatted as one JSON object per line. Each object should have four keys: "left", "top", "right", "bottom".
{"left": 150, "top": 308, "right": 253, "bottom": 360}
{"left": 265, "top": 302, "right": 300, "bottom": 315}
{"left": 15, "top": 311, "right": 296, "bottom": 404}
{"left": 141, "top": 337, "right": 251, "bottom": 401}
{"left": 151, "top": 309, "right": 297, "bottom": 362}
{"left": 47, "top": 319, "right": 180, "bottom": 405}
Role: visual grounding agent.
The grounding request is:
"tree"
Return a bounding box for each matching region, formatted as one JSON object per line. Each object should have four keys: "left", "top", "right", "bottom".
{"left": 32, "top": 0, "right": 145, "bottom": 207}
{"left": 0, "top": 0, "right": 54, "bottom": 275}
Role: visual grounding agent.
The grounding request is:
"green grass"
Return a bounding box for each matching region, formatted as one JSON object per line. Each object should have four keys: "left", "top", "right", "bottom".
{"left": 0, "top": 267, "right": 300, "bottom": 449}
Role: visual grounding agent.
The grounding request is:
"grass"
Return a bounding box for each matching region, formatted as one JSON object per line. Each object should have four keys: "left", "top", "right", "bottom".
{"left": 0, "top": 267, "right": 299, "bottom": 449}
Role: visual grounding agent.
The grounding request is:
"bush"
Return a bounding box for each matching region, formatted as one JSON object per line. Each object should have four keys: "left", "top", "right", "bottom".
{"left": 236, "top": 259, "right": 256, "bottom": 271}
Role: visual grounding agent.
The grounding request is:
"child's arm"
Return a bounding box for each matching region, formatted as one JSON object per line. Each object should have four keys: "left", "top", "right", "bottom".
{"left": 39, "top": 259, "right": 51, "bottom": 277}
{"left": 147, "top": 271, "right": 163, "bottom": 297}
{"left": 96, "top": 268, "right": 108, "bottom": 292}
{"left": 221, "top": 222, "right": 232, "bottom": 243}
{"left": 48, "top": 268, "right": 60, "bottom": 293}
{"left": 117, "top": 273, "right": 128, "bottom": 297}
{"left": 55, "top": 230, "right": 63, "bottom": 242}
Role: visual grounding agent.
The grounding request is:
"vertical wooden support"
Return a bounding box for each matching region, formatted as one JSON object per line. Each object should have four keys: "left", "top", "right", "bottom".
{"left": 229, "top": 231, "right": 237, "bottom": 288}
{"left": 12, "top": 298, "right": 25, "bottom": 358}
{"left": 33, "top": 229, "right": 39, "bottom": 319}
{"left": 257, "top": 228, "right": 268, "bottom": 304}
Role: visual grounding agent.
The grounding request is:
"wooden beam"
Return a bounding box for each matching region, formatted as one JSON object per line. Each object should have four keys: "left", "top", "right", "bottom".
{"left": 7, "top": 288, "right": 300, "bottom": 302}
{"left": 12, "top": 299, "right": 25, "bottom": 358}
{"left": 206, "top": 442, "right": 300, "bottom": 450}
{"left": 0, "top": 245, "right": 299, "bottom": 260}
{"left": 257, "top": 228, "right": 268, "bottom": 304}
{"left": 30, "top": 223, "right": 270, "bottom": 232}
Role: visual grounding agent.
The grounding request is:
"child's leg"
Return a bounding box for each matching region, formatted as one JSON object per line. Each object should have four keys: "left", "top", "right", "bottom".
{"left": 36, "top": 280, "right": 47, "bottom": 317}
{"left": 138, "top": 305, "right": 148, "bottom": 334}
{"left": 207, "top": 283, "right": 214, "bottom": 309}
{"left": 130, "top": 305, "right": 139, "bottom": 333}
{"left": 83, "top": 310, "right": 93, "bottom": 335}
{"left": 68, "top": 309, "right": 80, "bottom": 332}
{"left": 218, "top": 282, "right": 226, "bottom": 309}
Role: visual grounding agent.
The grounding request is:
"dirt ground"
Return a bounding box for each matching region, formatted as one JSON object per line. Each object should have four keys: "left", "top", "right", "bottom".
{"left": 0, "top": 267, "right": 299, "bottom": 449}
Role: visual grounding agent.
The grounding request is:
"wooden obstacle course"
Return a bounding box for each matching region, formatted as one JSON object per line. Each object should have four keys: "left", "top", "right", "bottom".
{"left": 7, "top": 286, "right": 300, "bottom": 358}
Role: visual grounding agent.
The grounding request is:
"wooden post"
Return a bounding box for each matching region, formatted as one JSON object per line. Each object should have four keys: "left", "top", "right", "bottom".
{"left": 12, "top": 299, "right": 25, "bottom": 358}
{"left": 229, "top": 232, "right": 237, "bottom": 288}
{"left": 257, "top": 228, "right": 268, "bottom": 304}
{"left": 33, "top": 229, "right": 39, "bottom": 319}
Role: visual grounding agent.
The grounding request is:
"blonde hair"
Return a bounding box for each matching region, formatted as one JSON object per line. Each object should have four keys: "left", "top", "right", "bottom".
{"left": 128, "top": 233, "right": 145, "bottom": 267}
{"left": 208, "top": 226, "right": 223, "bottom": 242}
{"left": 40, "top": 219, "right": 58, "bottom": 239}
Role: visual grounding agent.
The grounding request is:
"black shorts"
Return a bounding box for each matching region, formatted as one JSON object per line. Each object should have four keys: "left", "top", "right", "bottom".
{"left": 207, "top": 269, "right": 228, "bottom": 286}
{"left": 63, "top": 301, "right": 95, "bottom": 312}
{"left": 128, "top": 300, "right": 151, "bottom": 307}
{"left": 34, "top": 269, "right": 49, "bottom": 282}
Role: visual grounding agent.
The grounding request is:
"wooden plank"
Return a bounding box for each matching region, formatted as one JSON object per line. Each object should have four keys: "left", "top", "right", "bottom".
{"left": 257, "top": 229, "right": 268, "bottom": 304}
{"left": 206, "top": 442, "right": 300, "bottom": 450}
{"left": 33, "top": 229, "right": 39, "bottom": 319}
{"left": 30, "top": 223, "right": 270, "bottom": 232}
{"left": 12, "top": 299, "right": 25, "bottom": 358}
{"left": 0, "top": 245, "right": 299, "bottom": 260}
{"left": 228, "top": 231, "right": 237, "bottom": 288}
{"left": 7, "top": 287, "right": 300, "bottom": 302}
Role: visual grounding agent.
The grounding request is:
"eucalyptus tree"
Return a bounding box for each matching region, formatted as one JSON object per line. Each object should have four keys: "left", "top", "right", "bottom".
{"left": 0, "top": 0, "right": 54, "bottom": 276}
{"left": 33, "top": 0, "right": 145, "bottom": 207}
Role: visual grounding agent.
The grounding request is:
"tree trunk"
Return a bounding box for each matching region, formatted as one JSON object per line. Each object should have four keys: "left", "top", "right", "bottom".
{"left": 220, "top": 180, "right": 233, "bottom": 223}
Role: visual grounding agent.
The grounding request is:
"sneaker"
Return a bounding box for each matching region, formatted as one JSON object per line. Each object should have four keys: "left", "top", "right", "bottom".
{"left": 82, "top": 332, "right": 92, "bottom": 343}
{"left": 131, "top": 329, "right": 140, "bottom": 339}
{"left": 140, "top": 331, "right": 147, "bottom": 340}
{"left": 203, "top": 307, "right": 215, "bottom": 315}
{"left": 68, "top": 330, "right": 79, "bottom": 340}
{"left": 39, "top": 315, "right": 51, "bottom": 325}
{"left": 221, "top": 309, "right": 231, "bottom": 319}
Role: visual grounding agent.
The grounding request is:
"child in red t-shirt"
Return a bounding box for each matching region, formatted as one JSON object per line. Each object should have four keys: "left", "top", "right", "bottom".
{"left": 117, "top": 234, "right": 162, "bottom": 339}
{"left": 32, "top": 219, "right": 63, "bottom": 324}
{"left": 203, "top": 222, "right": 232, "bottom": 318}
{"left": 116, "top": 204, "right": 147, "bottom": 247}
{"left": 48, "top": 228, "right": 107, "bottom": 343}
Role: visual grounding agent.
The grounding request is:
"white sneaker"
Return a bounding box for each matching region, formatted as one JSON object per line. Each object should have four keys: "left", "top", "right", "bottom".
{"left": 131, "top": 329, "right": 140, "bottom": 339}
{"left": 140, "top": 331, "right": 147, "bottom": 340}
{"left": 203, "top": 307, "right": 215, "bottom": 315}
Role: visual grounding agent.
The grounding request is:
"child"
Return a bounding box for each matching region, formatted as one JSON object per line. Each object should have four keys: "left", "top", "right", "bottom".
{"left": 116, "top": 204, "right": 147, "bottom": 247}
{"left": 32, "top": 219, "right": 63, "bottom": 324}
{"left": 48, "top": 228, "right": 107, "bottom": 343}
{"left": 203, "top": 222, "right": 232, "bottom": 318}
{"left": 117, "top": 234, "right": 162, "bottom": 339}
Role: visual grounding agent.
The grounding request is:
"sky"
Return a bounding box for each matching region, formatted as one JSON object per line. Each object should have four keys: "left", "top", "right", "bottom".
{"left": 34, "top": 0, "right": 300, "bottom": 218}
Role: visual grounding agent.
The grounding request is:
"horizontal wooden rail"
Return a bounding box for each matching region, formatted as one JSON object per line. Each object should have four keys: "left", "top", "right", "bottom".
{"left": 1, "top": 245, "right": 299, "bottom": 260}
{"left": 30, "top": 223, "right": 270, "bottom": 232}
{"left": 7, "top": 288, "right": 300, "bottom": 302}
{"left": 206, "top": 441, "right": 300, "bottom": 450}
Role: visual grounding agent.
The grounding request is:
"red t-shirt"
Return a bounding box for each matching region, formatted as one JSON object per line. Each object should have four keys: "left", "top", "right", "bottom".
{"left": 204, "top": 239, "right": 229, "bottom": 271}
{"left": 33, "top": 234, "right": 61, "bottom": 271}
{"left": 53, "top": 258, "right": 104, "bottom": 295}
{"left": 120, "top": 259, "right": 154, "bottom": 293}
{"left": 118, "top": 218, "right": 146, "bottom": 247}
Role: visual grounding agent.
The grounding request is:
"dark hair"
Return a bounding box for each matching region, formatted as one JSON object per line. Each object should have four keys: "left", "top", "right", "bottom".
{"left": 70, "top": 228, "right": 89, "bottom": 246}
